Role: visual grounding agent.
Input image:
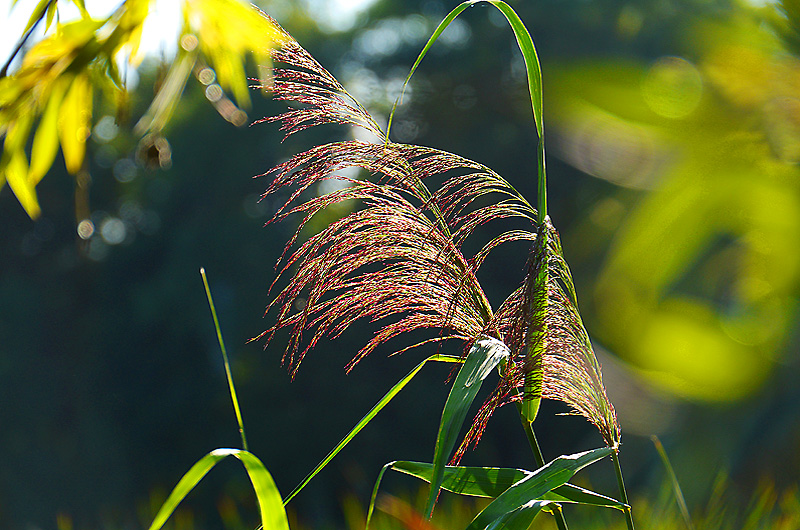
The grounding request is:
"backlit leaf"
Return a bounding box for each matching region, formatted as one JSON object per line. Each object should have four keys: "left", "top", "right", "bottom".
{"left": 134, "top": 48, "right": 196, "bottom": 135}
{"left": 29, "top": 78, "right": 65, "bottom": 184}
{"left": 3, "top": 149, "right": 40, "bottom": 218}
{"left": 147, "top": 448, "right": 288, "bottom": 530}
{"left": 0, "top": 113, "right": 40, "bottom": 217}
{"left": 57, "top": 73, "right": 92, "bottom": 173}
{"left": 45, "top": 0, "right": 57, "bottom": 31}
{"left": 389, "top": 0, "right": 543, "bottom": 140}
{"left": 391, "top": 461, "right": 626, "bottom": 509}
{"left": 22, "top": 0, "right": 52, "bottom": 35}
{"left": 464, "top": 447, "right": 613, "bottom": 530}
{"left": 425, "top": 337, "right": 509, "bottom": 517}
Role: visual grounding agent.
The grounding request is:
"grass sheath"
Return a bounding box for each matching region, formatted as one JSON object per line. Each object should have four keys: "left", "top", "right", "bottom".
{"left": 612, "top": 449, "right": 635, "bottom": 530}
{"left": 201, "top": 267, "right": 248, "bottom": 452}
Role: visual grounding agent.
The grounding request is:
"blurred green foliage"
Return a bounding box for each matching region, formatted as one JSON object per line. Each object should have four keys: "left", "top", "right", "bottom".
{"left": 548, "top": 11, "right": 800, "bottom": 401}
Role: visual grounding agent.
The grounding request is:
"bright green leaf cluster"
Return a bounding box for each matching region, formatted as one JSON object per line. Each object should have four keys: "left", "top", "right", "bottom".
{"left": 0, "top": 0, "right": 280, "bottom": 219}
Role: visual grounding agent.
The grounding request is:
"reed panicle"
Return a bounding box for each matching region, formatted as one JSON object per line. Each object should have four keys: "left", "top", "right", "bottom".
{"left": 256, "top": 20, "right": 619, "bottom": 453}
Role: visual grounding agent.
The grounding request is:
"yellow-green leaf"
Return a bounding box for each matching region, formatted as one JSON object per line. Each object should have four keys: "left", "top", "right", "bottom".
{"left": 3, "top": 150, "right": 40, "bottom": 218}
{"left": 57, "top": 73, "right": 92, "bottom": 173}
{"left": 29, "top": 78, "right": 66, "bottom": 184}
{"left": 45, "top": 0, "right": 57, "bottom": 31}
{"left": 22, "top": 0, "right": 52, "bottom": 35}
{"left": 147, "top": 448, "right": 289, "bottom": 530}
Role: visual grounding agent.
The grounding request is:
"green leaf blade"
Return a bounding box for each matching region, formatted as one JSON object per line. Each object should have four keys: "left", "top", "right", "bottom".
{"left": 464, "top": 447, "right": 613, "bottom": 530}
{"left": 234, "top": 451, "right": 290, "bottom": 530}
{"left": 147, "top": 448, "right": 288, "bottom": 530}
{"left": 389, "top": 1, "right": 543, "bottom": 140}
{"left": 282, "top": 353, "right": 464, "bottom": 505}
{"left": 425, "top": 337, "right": 509, "bottom": 517}
{"left": 394, "top": 461, "right": 528, "bottom": 498}
{"left": 29, "top": 79, "right": 65, "bottom": 184}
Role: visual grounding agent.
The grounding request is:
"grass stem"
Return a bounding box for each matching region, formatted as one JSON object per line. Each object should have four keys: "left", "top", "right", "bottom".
{"left": 652, "top": 435, "right": 694, "bottom": 530}
{"left": 200, "top": 267, "right": 249, "bottom": 452}
{"left": 516, "top": 403, "right": 569, "bottom": 530}
{"left": 611, "top": 449, "right": 635, "bottom": 530}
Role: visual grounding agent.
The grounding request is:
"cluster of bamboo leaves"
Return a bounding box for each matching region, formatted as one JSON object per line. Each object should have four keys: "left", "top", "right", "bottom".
{"left": 0, "top": 0, "right": 279, "bottom": 218}
{"left": 143, "top": 3, "right": 636, "bottom": 530}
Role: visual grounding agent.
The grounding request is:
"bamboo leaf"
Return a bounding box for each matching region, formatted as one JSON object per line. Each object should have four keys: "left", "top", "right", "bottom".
{"left": 147, "top": 448, "right": 288, "bottom": 530}
{"left": 45, "top": 0, "right": 57, "bottom": 31}
{"left": 0, "top": 113, "right": 40, "bottom": 217}
{"left": 464, "top": 447, "right": 613, "bottom": 530}
{"left": 29, "top": 78, "right": 65, "bottom": 184}
{"left": 134, "top": 48, "right": 196, "bottom": 135}
{"left": 57, "top": 73, "right": 92, "bottom": 174}
{"left": 22, "top": 0, "right": 52, "bottom": 35}
{"left": 425, "top": 337, "right": 509, "bottom": 517}
{"left": 283, "top": 353, "right": 464, "bottom": 505}
{"left": 73, "top": 0, "right": 88, "bottom": 19}
{"left": 391, "top": 461, "right": 626, "bottom": 510}
{"left": 4, "top": 149, "right": 39, "bottom": 218}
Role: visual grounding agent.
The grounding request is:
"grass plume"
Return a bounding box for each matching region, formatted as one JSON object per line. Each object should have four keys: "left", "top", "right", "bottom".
{"left": 255, "top": 15, "right": 619, "bottom": 458}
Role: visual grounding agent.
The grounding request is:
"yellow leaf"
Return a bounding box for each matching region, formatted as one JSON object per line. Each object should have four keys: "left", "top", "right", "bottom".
{"left": 57, "top": 73, "right": 93, "bottom": 174}
{"left": 186, "top": 0, "right": 282, "bottom": 107}
{"left": 45, "top": 0, "right": 57, "bottom": 31}
{"left": 112, "top": 0, "right": 152, "bottom": 65}
{"left": 74, "top": 0, "right": 89, "bottom": 18}
{"left": 29, "top": 78, "right": 66, "bottom": 184}
{"left": 212, "top": 47, "right": 248, "bottom": 107}
{"left": 22, "top": 0, "right": 52, "bottom": 35}
{"left": 2, "top": 150, "right": 40, "bottom": 219}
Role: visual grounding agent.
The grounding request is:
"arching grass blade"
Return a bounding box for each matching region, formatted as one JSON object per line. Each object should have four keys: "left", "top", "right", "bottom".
{"left": 147, "top": 448, "right": 288, "bottom": 530}
{"left": 389, "top": 0, "right": 543, "bottom": 141}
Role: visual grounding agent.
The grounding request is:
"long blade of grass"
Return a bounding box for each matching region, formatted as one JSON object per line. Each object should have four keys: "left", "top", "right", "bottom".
{"left": 388, "top": 1, "right": 543, "bottom": 141}
{"left": 425, "top": 337, "right": 510, "bottom": 517}
{"left": 201, "top": 267, "right": 248, "bottom": 451}
{"left": 282, "top": 353, "right": 464, "bottom": 505}
{"left": 365, "top": 461, "right": 395, "bottom": 530}
{"left": 464, "top": 447, "right": 613, "bottom": 530}
{"left": 652, "top": 435, "right": 694, "bottom": 530}
{"left": 147, "top": 448, "right": 288, "bottom": 530}
{"left": 392, "top": 461, "right": 626, "bottom": 509}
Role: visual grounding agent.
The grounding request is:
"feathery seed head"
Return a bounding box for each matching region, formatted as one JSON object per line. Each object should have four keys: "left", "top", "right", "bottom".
{"left": 256, "top": 22, "right": 619, "bottom": 451}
